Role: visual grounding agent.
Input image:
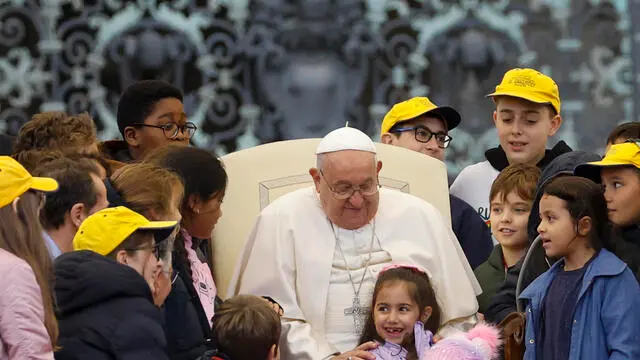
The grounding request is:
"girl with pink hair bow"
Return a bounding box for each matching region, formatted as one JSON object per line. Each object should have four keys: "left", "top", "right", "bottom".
{"left": 358, "top": 264, "right": 501, "bottom": 360}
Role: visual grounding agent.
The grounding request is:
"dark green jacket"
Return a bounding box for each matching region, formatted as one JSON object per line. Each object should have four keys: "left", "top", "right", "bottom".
{"left": 474, "top": 245, "right": 507, "bottom": 314}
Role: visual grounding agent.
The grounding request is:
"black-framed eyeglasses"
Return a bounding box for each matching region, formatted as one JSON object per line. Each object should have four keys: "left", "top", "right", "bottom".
{"left": 319, "top": 170, "right": 381, "bottom": 200}
{"left": 390, "top": 126, "right": 452, "bottom": 149}
{"left": 125, "top": 242, "right": 168, "bottom": 261}
{"left": 131, "top": 122, "right": 197, "bottom": 139}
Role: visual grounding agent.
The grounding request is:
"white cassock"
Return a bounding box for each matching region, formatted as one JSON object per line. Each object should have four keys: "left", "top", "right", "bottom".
{"left": 228, "top": 187, "right": 481, "bottom": 360}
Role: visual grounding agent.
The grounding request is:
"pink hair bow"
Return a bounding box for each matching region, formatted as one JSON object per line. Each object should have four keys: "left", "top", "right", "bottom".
{"left": 380, "top": 263, "right": 427, "bottom": 274}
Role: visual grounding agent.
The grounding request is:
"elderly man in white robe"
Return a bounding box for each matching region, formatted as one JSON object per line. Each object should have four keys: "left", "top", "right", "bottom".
{"left": 229, "top": 127, "right": 481, "bottom": 360}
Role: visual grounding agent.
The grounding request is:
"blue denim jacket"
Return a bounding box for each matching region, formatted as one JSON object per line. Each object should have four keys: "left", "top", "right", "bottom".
{"left": 519, "top": 249, "right": 640, "bottom": 360}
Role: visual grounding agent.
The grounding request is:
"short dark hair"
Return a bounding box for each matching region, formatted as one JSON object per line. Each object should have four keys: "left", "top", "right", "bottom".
{"left": 214, "top": 295, "right": 281, "bottom": 360}
{"left": 117, "top": 80, "right": 184, "bottom": 136}
{"left": 542, "top": 176, "right": 610, "bottom": 250}
{"left": 145, "top": 145, "right": 227, "bottom": 206}
{"left": 606, "top": 122, "right": 640, "bottom": 145}
{"left": 32, "top": 157, "right": 101, "bottom": 229}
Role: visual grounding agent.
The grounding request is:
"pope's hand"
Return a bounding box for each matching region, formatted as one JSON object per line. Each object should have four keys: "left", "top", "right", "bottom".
{"left": 331, "top": 341, "right": 378, "bottom": 360}
{"left": 477, "top": 312, "right": 485, "bottom": 322}
{"left": 260, "top": 296, "right": 284, "bottom": 316}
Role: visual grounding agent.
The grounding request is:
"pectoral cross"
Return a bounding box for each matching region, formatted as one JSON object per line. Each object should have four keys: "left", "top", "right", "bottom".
{"left": 344, "top": 296, "right": 370, "bottom": 333}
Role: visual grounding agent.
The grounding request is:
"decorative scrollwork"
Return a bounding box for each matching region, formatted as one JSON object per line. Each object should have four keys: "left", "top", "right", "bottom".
{"left": 0, "top": 0, "right": 635, "bottom": 174}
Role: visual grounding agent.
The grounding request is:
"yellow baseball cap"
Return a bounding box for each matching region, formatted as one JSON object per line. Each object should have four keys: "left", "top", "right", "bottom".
{"left": 487, "top": 68, "right": 561, "bottom": 114}
{"left": 574, "top": 142, "right": 640, "bottom": 183}
{"left": 380, "top": 97, "right": 461, "bottom": 135}
{"left": 73, "top": 206, "right": 178, "bottom": 256}
{"left": 0, "top": 156, "right": 59, "bottom": 208}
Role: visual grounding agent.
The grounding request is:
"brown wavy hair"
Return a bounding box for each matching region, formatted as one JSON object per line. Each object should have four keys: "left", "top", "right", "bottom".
{"left": 0, "top": 191, "right": 58, "bottom": 347}
{"left": 110, "top": 163, "right": 185, "bottom": 220}
{"left": 490, "top": 163, "right": 541, "bottom": 205}
{"left": 13, "top": 112, "right": 98, "bottom": 154}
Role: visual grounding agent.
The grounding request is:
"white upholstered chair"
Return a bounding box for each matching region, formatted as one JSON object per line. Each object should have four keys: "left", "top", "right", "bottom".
{"left": 212, "top": 139, "right": 452, "bottom": 298}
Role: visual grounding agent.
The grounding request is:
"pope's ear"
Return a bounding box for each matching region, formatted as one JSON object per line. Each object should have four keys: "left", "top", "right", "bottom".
{"left": 309, "top": 167, "right": 320, "bottom": 179}
{"left": 377, "top": 160, "right": 382, "bottom": 173}
{"left": 309, "top": 168, "right": 321, "bottom": 192}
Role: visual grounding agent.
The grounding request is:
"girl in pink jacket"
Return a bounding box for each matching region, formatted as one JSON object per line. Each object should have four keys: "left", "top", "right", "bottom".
{"left": 0, "top": 156, "right": 59, "bottom": 359}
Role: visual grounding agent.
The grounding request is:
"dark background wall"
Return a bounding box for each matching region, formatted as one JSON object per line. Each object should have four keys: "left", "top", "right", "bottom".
{"left": 0, "top": 0, "right": 636, "bottom": 175}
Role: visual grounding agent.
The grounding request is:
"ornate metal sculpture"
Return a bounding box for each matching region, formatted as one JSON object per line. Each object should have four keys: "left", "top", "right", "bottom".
{"left": 0, "top": 0, "right": 634, "bottom": 173}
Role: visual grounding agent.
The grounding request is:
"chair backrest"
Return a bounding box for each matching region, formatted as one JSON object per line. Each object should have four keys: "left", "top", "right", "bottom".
{"left": 212, "top": 139, "right": 452, "bottom": 298}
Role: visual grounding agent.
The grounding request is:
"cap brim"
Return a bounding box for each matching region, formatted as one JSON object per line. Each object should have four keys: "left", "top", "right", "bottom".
{"left": 486, "top": 91, "right": 552, "bottom": 107}
{"left": 30, "top": 177, "right": 59, "bottom": 192}
{"left": 574, "top": 161, "right": 634, "bottom": 183}
{"left": 426, "top": 107, "right": 461, "bottom": 130}
{"left": 138, "top": 220, "right": 178, "bottom": 230}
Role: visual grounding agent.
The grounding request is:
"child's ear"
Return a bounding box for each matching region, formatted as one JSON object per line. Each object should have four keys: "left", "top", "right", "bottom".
{"left": 267, "top": 344, "right": 279, "bottom": 360}
{"left": 577, "top": 216, "right": 592, "bottom": 237}
{"left": 420, "top": 306, "right": 433, "bottom": 323}
{"left": 548, "top": 114, "right": 563, "bottom": 136}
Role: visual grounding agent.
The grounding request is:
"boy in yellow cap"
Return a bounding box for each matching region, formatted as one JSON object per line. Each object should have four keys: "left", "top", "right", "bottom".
{"left": 574, "top": 140, "right": 640, "bottom": 280}
{"left": 450, "top": 68, "right": 571, "bottom": 231}
{"left": 380, "top": 97, "right": 493, "bottom": 269}
{"left": 53, "top": 206, "right": 177, "bottom": 359}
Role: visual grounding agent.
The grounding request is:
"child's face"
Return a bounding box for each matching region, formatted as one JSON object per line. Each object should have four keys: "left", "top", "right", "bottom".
{"left": 538, "top": 194, "right": 581, "bottom": 258}
{"left": 382, "top": 116, "right": 447, "bottom": 161}
{"left": 122, "top": 237, "right": 164, "bottom": 293}
{"left": 493, "top": 97, "right": 561, "bottom": 165}
{"left": 490, "top": 191, "right": 531, "bottom": 249}
{"left": 602, "top": 167, "right": 640, "bottom": 226}
{"left": 373, "top": 282, "right": 424, "bottom": 345}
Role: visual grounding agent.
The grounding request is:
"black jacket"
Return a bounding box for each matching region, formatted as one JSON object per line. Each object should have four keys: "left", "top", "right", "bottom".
{"left": 484, "top": 141, "right": 573, "bottom": 172}
{"left": 54, "top": 250, "right": 169, "bottom": 360}
{"left": 485, "top": 150, "right": 601, "bottom": 323}
{"left": 164, "top": 236, "right": 217, "bottom": 360}
{"left": 611, "top": 225, "right": 640, "bottom": 282}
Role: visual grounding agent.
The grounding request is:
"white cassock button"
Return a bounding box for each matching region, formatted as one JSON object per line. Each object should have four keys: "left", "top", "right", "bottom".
{"left": 529, "top": 339, "right": 535, "bottom": 344}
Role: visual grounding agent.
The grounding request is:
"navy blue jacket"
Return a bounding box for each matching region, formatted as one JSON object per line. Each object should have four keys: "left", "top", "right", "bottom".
{"left": 54, "top": 251, "right": 169, "bottom": 360}
{"left": 450, "top": 194, "right": 493, "bottom": 269}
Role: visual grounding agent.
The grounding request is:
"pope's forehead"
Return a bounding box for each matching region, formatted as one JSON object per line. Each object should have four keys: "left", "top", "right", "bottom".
{"left": 323, "top": 150, "right": 375, "bottom": 161}
{"left": 321, "top": 151, "right": 376, "bottom": 171}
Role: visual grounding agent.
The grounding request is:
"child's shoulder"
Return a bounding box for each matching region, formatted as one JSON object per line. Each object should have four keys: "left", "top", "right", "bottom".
{"left": 589, "top": 249, "right": 631, "bottom": 278}
{"left": 456, "top": 160, "right": 497, "bottom": 177}
{"left": 450, "top": 160, "right": 499, "bottom": 193}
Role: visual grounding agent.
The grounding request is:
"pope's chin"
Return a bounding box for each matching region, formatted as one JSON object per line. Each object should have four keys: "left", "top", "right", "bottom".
{"left": 335, "top": 209, "right": 369, "bottom": 229}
